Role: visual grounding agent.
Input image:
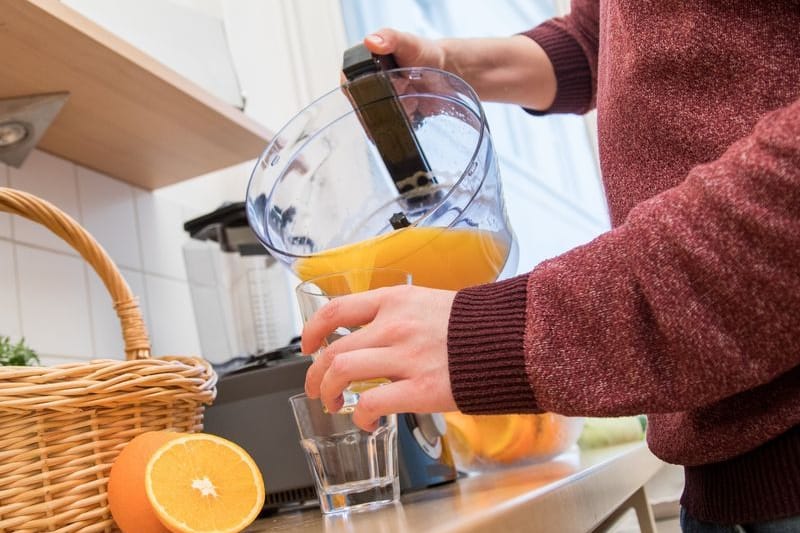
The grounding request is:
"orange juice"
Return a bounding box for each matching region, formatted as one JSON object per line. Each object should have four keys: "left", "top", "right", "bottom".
{"left": 294, "top": 226, "right": 510, "bottom": 290}
{"left": 294, "top": 226, "right": 510, "bottom": 412}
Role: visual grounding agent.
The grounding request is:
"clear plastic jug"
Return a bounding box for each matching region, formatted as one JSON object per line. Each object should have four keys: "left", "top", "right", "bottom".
{"left": 246, "top": 67, "right": 518, "bottom": 288}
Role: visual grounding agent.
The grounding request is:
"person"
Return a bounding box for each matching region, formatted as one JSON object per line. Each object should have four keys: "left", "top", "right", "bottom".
{"left": 301, "top": 2, "right": 800, "bottom": 531}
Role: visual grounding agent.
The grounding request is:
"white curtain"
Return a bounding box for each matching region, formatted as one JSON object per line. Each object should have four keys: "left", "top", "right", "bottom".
{"left": 340, "top": 0, "right": 611, "bottom": 274}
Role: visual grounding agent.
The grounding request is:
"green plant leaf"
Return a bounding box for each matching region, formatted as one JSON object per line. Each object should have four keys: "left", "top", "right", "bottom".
{"left": 0, "top": 335, "right": 40, "bottom": 366}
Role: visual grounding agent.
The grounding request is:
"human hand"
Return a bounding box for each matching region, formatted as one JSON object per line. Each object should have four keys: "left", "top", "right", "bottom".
{"left": 361, "top": 29, "right": 557, "bottom": 109}
{"left": 353, "top": 28, "right": 465, "bottom": 123}
{"left": 363, "top": 28, "right": 447, "bottom": 71}
{"left": 302, "top": 284, "right": 458, "bottom": 431}
{"left": 338, "top": 28, "right": 449, "bottom": 103}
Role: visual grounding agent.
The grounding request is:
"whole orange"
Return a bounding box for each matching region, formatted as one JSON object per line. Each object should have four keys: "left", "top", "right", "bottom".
{"left": 108, "top": 431, "right": 182, "bottom": 533}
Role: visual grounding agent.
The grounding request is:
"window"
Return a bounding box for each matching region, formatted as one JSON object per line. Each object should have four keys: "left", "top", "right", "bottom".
{"left": 341, "top": 0, "right": 610, "bottom": 275}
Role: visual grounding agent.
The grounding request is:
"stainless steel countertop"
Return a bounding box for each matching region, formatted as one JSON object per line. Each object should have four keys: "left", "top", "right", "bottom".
{"left": 247, "top": 441, "right": 663, "bottom": 533}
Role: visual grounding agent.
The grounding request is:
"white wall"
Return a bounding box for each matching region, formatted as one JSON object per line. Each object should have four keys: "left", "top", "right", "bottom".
{"left": 158, "top": 0, "right": 349, "bottom": 214}
{"left": 0, "top": 152, "right": 202, "bottom": 365}
{"left": 64, "top": 0, "right": 243, "bottom": 108}
{"left": 1, "top": 1, "right": 350, "bottom": 365}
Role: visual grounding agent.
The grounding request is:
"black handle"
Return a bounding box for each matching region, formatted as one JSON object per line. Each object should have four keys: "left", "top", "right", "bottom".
{"left": 341, "top": 44, "right": 437, "bottom": 217}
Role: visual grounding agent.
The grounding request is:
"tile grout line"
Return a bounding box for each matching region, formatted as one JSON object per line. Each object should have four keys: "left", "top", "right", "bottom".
{"left": 5, "top": 163, "right": 24, "bottom": 339}
{"left": 2, "top": 233, "right": 186, "bottom": 282}
{"left": 10, "top": 241, "right": 24, "bottom": 339}
{"left": 131, "top": 187, "right": 155, "bottom": 353}
{"left": 74, "top": 163, "right": 99, "bottom": 359}
{"left": 130, "top": 185, "right": 145, "bottom": 273}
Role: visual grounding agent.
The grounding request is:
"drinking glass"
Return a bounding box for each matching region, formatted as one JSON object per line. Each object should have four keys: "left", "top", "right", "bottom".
{"left": 295, "top": 268, "right": 412, "bottom": 413}
{"left": 289, "top": 393, "right": 399, "bottom": 514}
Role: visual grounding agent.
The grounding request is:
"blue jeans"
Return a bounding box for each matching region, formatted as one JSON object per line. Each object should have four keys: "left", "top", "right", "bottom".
{"left": 680, "top": 508, "right": 800, "bottom": 532}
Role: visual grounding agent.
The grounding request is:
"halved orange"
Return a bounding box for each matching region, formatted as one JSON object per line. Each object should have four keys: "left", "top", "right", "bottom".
{"left": 145, "top": 433, "right": 265, "bottom": 533}
{"left": 443, "top": 411, "right": 481, "bottom": 464}
{"left": 444, "top": 413, "right": 529, "bottom": 464}
{"left": 491, "top": 415, "right": 538, "bottom": 464}
{"left": 471, "top": 415, "right": 524, "bottom": 460}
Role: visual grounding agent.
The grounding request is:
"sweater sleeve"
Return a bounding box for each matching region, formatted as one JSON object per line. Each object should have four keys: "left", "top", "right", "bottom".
{"left": 521, "top": 0, "right": 599, "bottom": 115}
{"left": 449, "top": 97, "right": 800, "bottom": 417}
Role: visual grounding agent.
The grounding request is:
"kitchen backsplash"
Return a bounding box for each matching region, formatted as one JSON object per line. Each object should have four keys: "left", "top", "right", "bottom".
{"left": 0, "top": 150, "right": 204, "bottom": 366}
{"left": 0, "top": 0, "right": 348, "bottom": 367}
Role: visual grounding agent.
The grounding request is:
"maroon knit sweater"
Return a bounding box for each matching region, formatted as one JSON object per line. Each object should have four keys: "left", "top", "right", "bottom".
{"left": 447, "top": 1, "right": 800, "bottom": 525}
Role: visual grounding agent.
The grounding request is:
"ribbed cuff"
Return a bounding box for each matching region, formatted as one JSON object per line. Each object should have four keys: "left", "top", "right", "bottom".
{"left": 682, "top": 425, "right": 800, "bottom": 524}
{"left": 521, "top": 22, "right": 593, "bottom": 115}
{"left": 447, "top": 274, "right": 539, "bottom": 414}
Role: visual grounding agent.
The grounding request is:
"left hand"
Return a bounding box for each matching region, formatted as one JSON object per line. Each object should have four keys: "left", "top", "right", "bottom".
{"left": 302, "top": 284, "right": 459, "bottom": 430}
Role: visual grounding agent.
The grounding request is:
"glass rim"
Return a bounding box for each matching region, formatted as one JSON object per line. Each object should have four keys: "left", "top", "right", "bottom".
{"left": 289, "top": 392, "right": 320, "bottom": 412}
{"left": 295, "top": 267, "right": 412, "bottom": 298}
{"left": 245, "top": 66, "right": 489, "bottom": 261}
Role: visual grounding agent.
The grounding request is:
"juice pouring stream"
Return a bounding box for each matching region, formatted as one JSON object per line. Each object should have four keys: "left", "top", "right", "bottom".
{"left": 294, "top": 225, "right": 512, "bottom": 403}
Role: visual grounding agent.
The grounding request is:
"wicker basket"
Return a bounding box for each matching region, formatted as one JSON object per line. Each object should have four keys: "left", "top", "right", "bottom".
{"left": 0, "top": 187, "right": 217, "bottom": 533}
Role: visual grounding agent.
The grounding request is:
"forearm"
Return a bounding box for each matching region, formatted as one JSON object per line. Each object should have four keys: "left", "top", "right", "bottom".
{"left": 449, "top": 97, "right": 800, "bottom": 416}
{"left": 450, "top": 0, "right": 600, "bottom": 114}
{"left": 440, "top": 35, "right": 556, "bottom": 110}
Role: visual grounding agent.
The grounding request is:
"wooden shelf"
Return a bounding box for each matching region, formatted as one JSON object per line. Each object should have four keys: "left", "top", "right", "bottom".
{"left": 0, "top": 0, "right": 273, "bottom": 189}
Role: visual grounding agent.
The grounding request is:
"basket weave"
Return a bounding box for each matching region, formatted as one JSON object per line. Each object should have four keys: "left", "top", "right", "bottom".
{"left": 0, "top": 187, "right": 217, "bottom": 533}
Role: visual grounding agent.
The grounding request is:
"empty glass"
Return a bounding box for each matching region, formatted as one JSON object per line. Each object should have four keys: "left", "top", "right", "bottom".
{"left": 289, "top": 393, "right": 399, "bottom": 514}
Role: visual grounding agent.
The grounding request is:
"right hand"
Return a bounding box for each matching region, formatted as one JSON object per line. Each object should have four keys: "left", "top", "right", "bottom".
{"left": 361, "top": 27, "right": 557, "bottom": 110}
{"left": 302, "top": 284, "right": 459, "bottom": 432}
{"left": 363, "top": 28, "right": 448, "bottom": 72}
{"left": 358, "top": 28, "right": 459, "bottom": 118}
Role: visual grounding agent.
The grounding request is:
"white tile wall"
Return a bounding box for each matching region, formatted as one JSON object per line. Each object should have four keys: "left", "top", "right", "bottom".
{"left": 144, "top": 274, "right": 201, "bottom": 357}
{"left": 77, "top": 166, "right": 142, "bottom": 270}
{"left": 8, "top": 151, "right": 81, "bottom": 255}
{"left": 0, "top": 0, "right": 350, "bottom": 366}
{"left": 87, "top": 266, "right": 149, "bottom": 359}
{"left": 1, "top": 150, "right": 202, "bottom": 366}
{"left": 38, "top": 354, "right": 86, "bottom": 366}
{"left": 15, "top": 244, "right": 93, "bottom": 357}
{"left": 0, "top": 163, "right": 11, "bottom": 239}
{"left": 135, "top": 190, "right": 191, "bottom": 280}
{"left": 0, "top": 240, "right": 21, "bottom": 339}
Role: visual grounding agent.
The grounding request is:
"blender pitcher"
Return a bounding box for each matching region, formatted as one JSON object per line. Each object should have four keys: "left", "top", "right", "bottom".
{"left": 246, "top": 54, "right": 518, "bottom": 287}
{"left": 246, "top": 48, "right": 521, "bottom": 485}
